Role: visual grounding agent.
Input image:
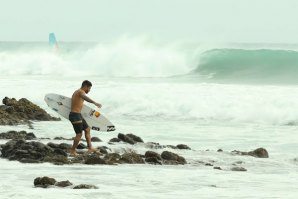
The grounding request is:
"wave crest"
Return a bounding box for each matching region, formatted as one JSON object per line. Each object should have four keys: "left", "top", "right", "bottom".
{"left": 192, "top": 48, "right": 298, "bottom": 83}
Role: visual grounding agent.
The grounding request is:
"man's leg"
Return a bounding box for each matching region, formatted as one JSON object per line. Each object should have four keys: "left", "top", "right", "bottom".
{"left": 70, "top": 133, "right": 82, "bottom": 156}
{"left": 70, "top": 121, "right": 83, "bottom": 156}
{"left": 84, "top": 127, "right": 97, "bottom": 152}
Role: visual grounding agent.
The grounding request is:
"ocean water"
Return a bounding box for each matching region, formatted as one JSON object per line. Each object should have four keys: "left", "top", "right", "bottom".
{"left": 1, "top": 40, "right": 298, "bottom": 198}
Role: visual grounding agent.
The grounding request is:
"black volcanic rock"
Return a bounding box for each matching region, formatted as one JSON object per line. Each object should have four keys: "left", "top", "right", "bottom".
{"left": 34, "top": 176, "right": 56, "bottom": 188}
{"left": 0, "top": 131, "right": 36, "bottom": 140}
{"left": 118, "top": 133, "right": 135, "bottom": 144}
{"left": 120, "top": 152, "right": 145, "bottom": 164}
{"left": 0, "top": 131, "right": 190, "bottom": 167}
{"left": 176, "top": 144, "right": 191, "bottom": 150}
{"left": 91, "top": 137, "right": 102, "bottom": 142}
{"left": 126, "top": 133, "right": 144, "bottom": 143}
{"left": 161, "top": 151, "right": 187, "bottom": 165}
{"left": 0, "top": 97, "right": 60, "bottom": 126}
{"left": 73, "top": 184, "right": 98, "bottom": 189}
{"left": 232, "top": 147, "right": 269, "bottom": 158}
{"left": 55, "top": 180, "right": 73, "bottom": 187}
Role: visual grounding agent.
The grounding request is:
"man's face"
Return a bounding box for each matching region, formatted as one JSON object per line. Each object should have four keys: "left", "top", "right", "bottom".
{"left": 85, "top": 86, "right": 91, "bottom": 94}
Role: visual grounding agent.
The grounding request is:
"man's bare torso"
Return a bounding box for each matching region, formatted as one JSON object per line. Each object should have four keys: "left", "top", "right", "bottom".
{"left": 71, "top": 89, "right": 85, "bottom": 113}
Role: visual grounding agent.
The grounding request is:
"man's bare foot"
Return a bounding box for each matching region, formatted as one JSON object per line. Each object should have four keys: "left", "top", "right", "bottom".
{"left": 69, "top": 149, "right": 78, "bottom": 157}
{"left": 88, "top": 147, "right": 101, "bottom": 154}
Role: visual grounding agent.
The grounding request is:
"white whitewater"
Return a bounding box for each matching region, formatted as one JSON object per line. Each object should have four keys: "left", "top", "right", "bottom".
{"left": 1, "top": 75, "right": 298, "bottom": 198}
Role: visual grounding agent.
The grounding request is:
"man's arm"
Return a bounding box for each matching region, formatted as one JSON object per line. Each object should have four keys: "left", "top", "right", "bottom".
{"left": 80, "top": 91, "right": 102, "bottom": 108}
{"left": 81, "top": 93, "right": 95, "bottom": 103}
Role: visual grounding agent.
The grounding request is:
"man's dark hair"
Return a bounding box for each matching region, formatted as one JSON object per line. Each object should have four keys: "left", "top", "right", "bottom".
{"left": 81, "top": 80, "right": 92, "bottom": 88}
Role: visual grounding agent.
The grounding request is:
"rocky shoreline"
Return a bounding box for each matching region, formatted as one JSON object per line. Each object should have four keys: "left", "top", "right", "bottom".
{"left": 0, "top": 130, "right": 269, "bottom": 169}
{"left": 0, "top": 130, "right": 188, "bottom": 165}
{"left": 0, "top": 96, "right": 269, "bottom": 175}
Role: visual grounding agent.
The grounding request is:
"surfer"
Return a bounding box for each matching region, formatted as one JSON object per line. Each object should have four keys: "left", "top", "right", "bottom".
{"left": 69, "top": 80, "right": 102, "bottom": 156}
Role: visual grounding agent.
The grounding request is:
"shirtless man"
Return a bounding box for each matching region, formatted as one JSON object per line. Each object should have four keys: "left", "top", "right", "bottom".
{"left": 69, "top": 80, "right": 102, "bottom": 156}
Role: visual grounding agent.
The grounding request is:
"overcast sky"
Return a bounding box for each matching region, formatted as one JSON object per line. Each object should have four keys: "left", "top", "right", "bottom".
{"left": 0, "top": 0, "right": 298, "bottom": 43}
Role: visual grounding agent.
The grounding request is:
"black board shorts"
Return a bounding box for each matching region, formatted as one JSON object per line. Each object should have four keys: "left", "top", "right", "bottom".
{"left": 69, "top": 112, "right": 89, "bottom": 134}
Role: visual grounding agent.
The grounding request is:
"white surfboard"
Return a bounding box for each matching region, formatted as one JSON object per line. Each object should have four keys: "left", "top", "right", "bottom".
{"left": 44, "top": 93, "right": 115, "bottom": 132}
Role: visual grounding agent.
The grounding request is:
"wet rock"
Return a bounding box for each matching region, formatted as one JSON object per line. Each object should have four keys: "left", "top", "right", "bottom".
{"left": 43, "top": 155, "right": 69, "bottom": 165}
{"left": 0, "top": 109, "right": 19, "bottom": 125}
{"left": 0, "top": 97, "right": 60, "bottom": 126}
{"left": 54, "top": 137, "right": 66, "bottom": 140}
{"left": 167, "top": 145, "right": 178, "bottom": 149}
{"left": 109, "top": 138, "right": 121, "bottom": 143}
{"left": 176, "top": 144, "right": 191, "bottom": 150}
{"left": 145, "top": 151, "right": 162, "bottom": 160}
{"left": 85, "top": 154, "right": 106, "bottom": 165}
{"left": 40, "top": 137, "right": 51, "bottom": 140}
{"left": 15, "top": 149, "right": 30, "bottom": 157}
{"left": 162, "top": 160, "right": 180, "bottom": 165}
{"left": 69, "top": 154, "right": 87, "bottom": 164}
{"left": 54, "top": 137, "right": 73, "bottom": 141}
{"left": 26, "top": 132, "right": 36, "bottom": 140}
{"left": 47, "top": 142, "right": 59, "bottom": 149}
{"left": 248, "top": 148, "right": 269, "bottom": 158}
{"left": 0, "top": 130, "right": 192, "bottom": 166}
{"left": 144, "top": 151, "right": 162, "bottom": 164}
{"left": 97, "top": 146, "right": 109, "bottom": 154}
{"left": 47, "top": 142, "right": 71, "bottom": 153}
{"left": 145, "top": 142, "right": 166, "bottom": 149}
{"left": 55, "top": 180, "right": 73, "bottom": 187}
{"left": 232, "top": 148, "right": 269, "bottom": 158}
{"left": 77, "top": 143, "right": 87, "bottom": 149}
{"left": 126, "top": 134, "right": 144, "bottom": 143}
{"left": 145, "top": 157, "right": 162, "bottom": 165}
{"left": 0, "top": 131, "right": 36, "bottom": 140}
{"left": 120, "top": 152, "right": 145, "bottom": 164}
{"left": 34, "top": 176, "right": 97, "bottom": 189}
{"left": 118, "top": 133, "right": 135, "bottom": 145}
{"left": 231, "top": 167, "right": 247, "bottom": 172}
{"left": 161, "top": 151, "right": 187, "bottom": 165}
{"left": 0, "top": 139, "right": 72, "bottom": 165}
{"left": 163, "top": 151, "right": 177, "bottom": 160}
{"left": 20, "top": 158, "right": 42, "bottom": 163}
{"left": 73, "top": 184, "right": 98, "bottom": 189}
{"left": 91, "top": 137, "right": 102, "bottom": 142}
{"left": 0, "top": 105, "right": 14, "bottom": 113}
{"left": 20, "top": 144, "right": 34, "bottom": 151}
{"left": 217, "top": 149, "right": 223, "bottom": 152}
{"left": 1, "top": 139, "right": 17, "bottom": 156}
{"left": 53, "top": 148, "right": 68, "bottom": 157}
{"left": 208, "top": 185, "right": 217, "bottom": 188}
{"left": 59, "top": 143, "right": 72, "bottom": 150}
{"left": 177, "top": 156, "right": 187, "bottom": 164}
{"left": 103, "top": 153, "right": 121, "bottom": 164}
{"left": 34, "top": 176, "right": 56, "bottom": 188}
